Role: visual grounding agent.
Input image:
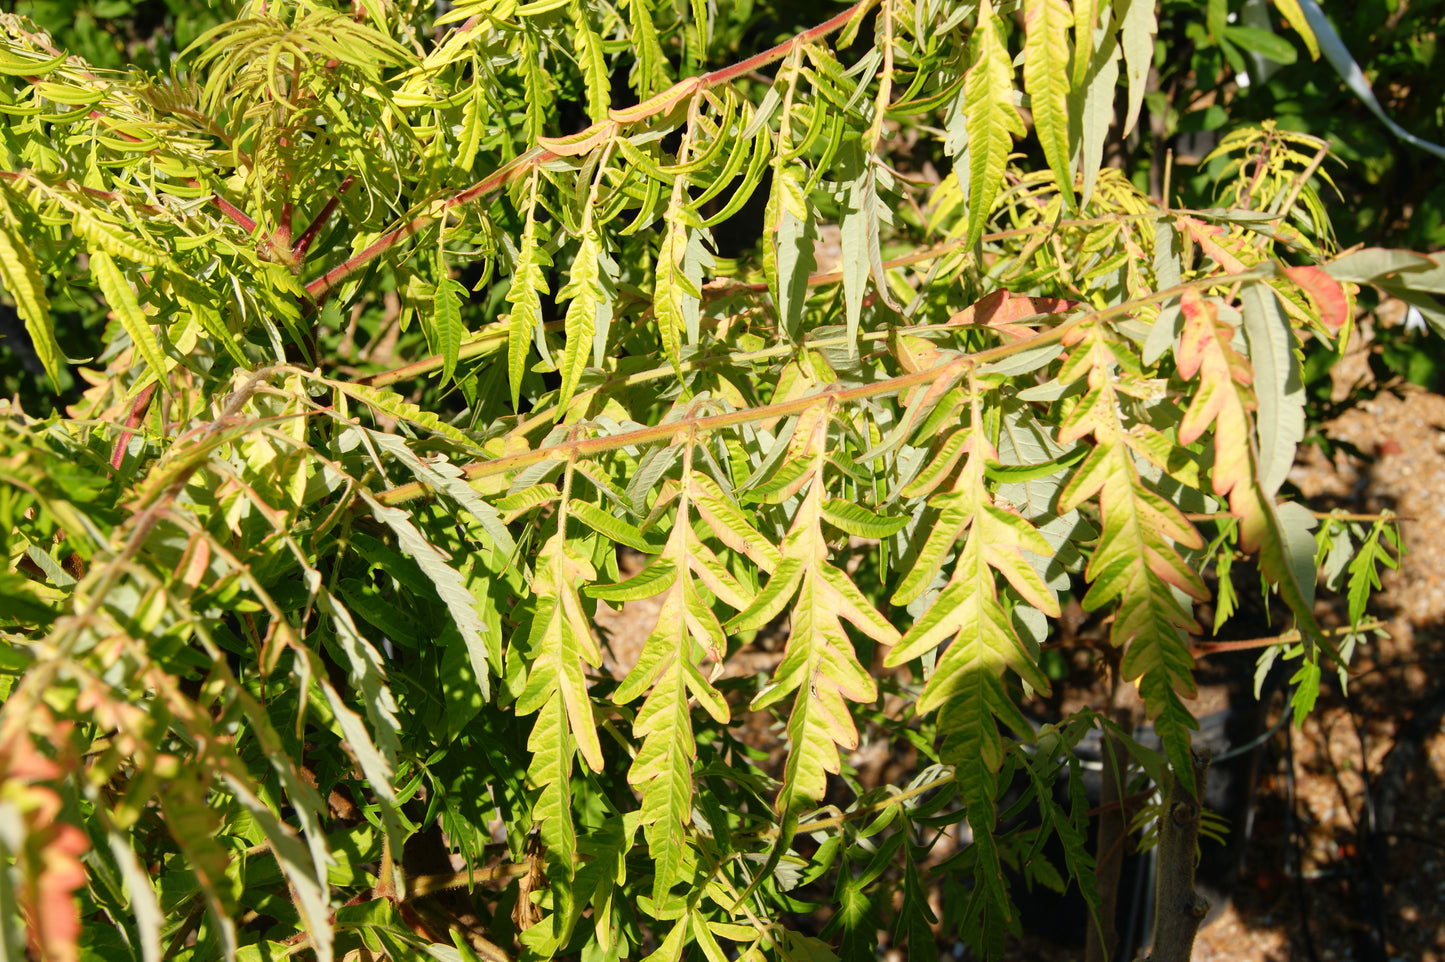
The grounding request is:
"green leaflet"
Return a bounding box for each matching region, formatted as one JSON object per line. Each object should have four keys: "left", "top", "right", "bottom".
{"left": 527, "top": 696, "right": 579, "bottom": 872}
{"left": 335, "top": 380, "right": 483, "bottom": 451}
{"left": 221, "top": 773, "right": 335, "bottom": 962}
{"left": 863, "top": 163, "right": 899, "bottom": 314}
{"left": 964, "top": 2, "right": 1025, "bottom": 249}
{"left": 900, "top": 429, "right": 970, "bottom": 499}
{"left": 457, "top": 83, "right": 483, "bottom": 173}
{"left": 0, "top": 222, "right": 59, "bottom": 390}
{"left": 497, "top": 482, "right": 560, "bottom": 518}
{"left": 313, "top": 652, "right": 396, "bottom": 804}
{"left": 574, "top": 7, "right": 611, "bottom": 122}
{"left": 92, "top": 250, "right": 169, "bottom": 384}
{"left": 360, "top": 428, "right": 516, "bottom": 558}
{"left": 1241, "top": 281, "right": 1304, "bottom": 497}
{"left": 820, "top": 499, "right": 908, "bottom": 539}
{"left": 836, "top": 148, "right": 899, "bottom": 340}
{"left": 101, "top": 825, "right": 164, "bottom": 961}
{"left": 1022, "top": 0, "right": 1078, "bottom": 211}
{"left": 743, "top": 457, "right": 815, "bottom": 504}
{"left": 694, "top": 124, "right": 773, "bottom": 228}
{"left": 317, "top": 590, "right": 403, "bottom": 785}
{"left": 655, "top": 196, "right": 697, "bottom": 375}
{"left": 557, "top": 228, "right": 604, "bottom": 409}
{"left": 361, "top": 493, "right": 495, "bottom": 697}
{"left": 519, "top": 29, "right": 551, "bottom": 143}
{"left": 570, "top": 498, "right": 663, "bottom": 553}
{"left": 1276, "top": 500, "right": 1320, "bottom": 616}
{"left": 1070, "top": 0, "right": 1099, "bottom": 90}
{"left": 1116, "top": 0, "right": 1157, "bottom": 137}
{"left": 1225, "top": 25, "right": 1298, "bottom": 65}
{"left": 506, "top": 179, "right": 550, "bottom": 410}
{"left": 838, "top": 139, "right": 871, "bottom": 347}
{"left": 631, "top": 676, "right": 704, "bottom": 900}
{"left": 1237, "top": 484, "right": 1330, "bottom": 670}
{"left": 75, "top": 210, "right": 166, "bottom": 266}
{"left": 1272, "top": 0, "right": 1321, "bottom": 60}
{"left": 337, "top": 578, "right": 424, "bottom": 649}
{"left": 0, "top": 47, "right": 67, "bottom": 75}
{"left": 1076, "top": 10, "right": 1120, "bottom": 209}
{"left": 1143, "top": 218, "right": 1183, "bottom": 366}
{"left": 983, "top": 445, "right": 1086, "bottom": 484}
{"left": 686, "top": 0, "right": 709, "bottom": 69}
{"left": 767, "top": 163, "right": 815, "bottom": 340}
{"left": 433, "top": 276, "right": 466, "bottom": 385}
{"left": 690, "top": 473, "right": 782, "bottom": 571}
{"left": 1344, "top": 518, "right": 1399, "bottom": 627}
{"left": 587, "top": 556, "right": 679, "bottom": 603}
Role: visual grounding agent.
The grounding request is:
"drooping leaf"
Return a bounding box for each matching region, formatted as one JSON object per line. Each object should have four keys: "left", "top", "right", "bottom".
{"left": 92, "top": 251, "right": 168, "bottom": 385}
{"left": 728, "top": 424, "right": 897, "bottom": 812}
{"left": 557, "top": 228, "right": 604, "bottom": 410}
{"left": 1116, "top": 0, "right": 1156, "bottom": 137}
{"left": 1241, "top": 282, "right": 1304, "bottom": 497}
{"left": 506, "top": 177, "right": 551, "bottom": 410}
{"left": 1022, "top": 0, "right": 1078, "bottom": 211}
{"left": 0, "top": 221, "right": 58, "bottom": 390}
{"left": 963, "top": 2, "right": 1026, "bottom": 249}
{"left": 1076, "top": 12, "right": 1119, "bottom": 209}
{"left": 433, "top": 276, "right": 466, "bottom": 384}
{"left": 361, "top": 493, "right": 494, "bottom": 697}
{"left": 335, "top": 380, "right": 484, "bottom": 450}
{"left": 655, "top": 191, "right": 698, "bottom": 375}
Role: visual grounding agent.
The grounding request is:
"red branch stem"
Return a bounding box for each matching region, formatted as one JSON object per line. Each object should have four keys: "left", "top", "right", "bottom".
{"left": 110, "top": 382, "right": 158, "bottom": 470}
{"left": 293, "top": 175, "right": 355, "bottom": 260}
{"left": 212, "top": 193, "right": 257, "bottom": 234}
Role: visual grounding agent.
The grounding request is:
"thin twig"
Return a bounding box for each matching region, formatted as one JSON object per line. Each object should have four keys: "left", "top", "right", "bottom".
{"left": 1189, "top": 619, "right": 1387, "bottom": 657}
{"left": 301, "top": 0, "right": 880, "bottom": 302}
{"left": 372, "top": 269, "right": 1264, "bottom": 504}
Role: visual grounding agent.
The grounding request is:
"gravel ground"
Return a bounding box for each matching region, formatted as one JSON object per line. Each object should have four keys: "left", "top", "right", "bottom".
{"left": 1219, "top": 383, "right": 1445, "bottom": 962}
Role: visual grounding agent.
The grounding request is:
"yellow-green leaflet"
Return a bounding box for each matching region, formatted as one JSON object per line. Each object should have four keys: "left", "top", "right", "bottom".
{"left": 1022, "top": 0, "right": 1078, "bottom": 211}
{"left": 433, "top": 276, "right": 466, "bottom": 384}
{"left": 964, "top": 0, "right": 1026, "bottom": 249}
{"left": 506, "top": 177, "right": 550, "bottom": 409}
{"left": 557, "top": 228, "right": 604, "bottom": 408}
{"left": 0, "top": 223, "right": 58, "bottom": 389}
{"left": 1117, "top": 0, "right": 1157, "bottom": 137}
{"left": 337, "top": 381, "right": 483, "bottom": 450}
{"left": 92, "top": 250, "right": 169, "bottom": 383}
{"left": 76, "top": 210, "right": 166, "bottom": 266}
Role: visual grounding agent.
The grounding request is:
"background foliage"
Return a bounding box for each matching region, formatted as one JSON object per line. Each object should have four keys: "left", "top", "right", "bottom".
{"left": 0, "top": 1, "right": 1440, "bottom": 961}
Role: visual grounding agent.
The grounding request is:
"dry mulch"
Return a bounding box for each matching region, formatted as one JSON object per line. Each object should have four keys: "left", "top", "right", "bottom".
{"left": 1194, "top": 383, "right": 1445, "bottom": 962}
